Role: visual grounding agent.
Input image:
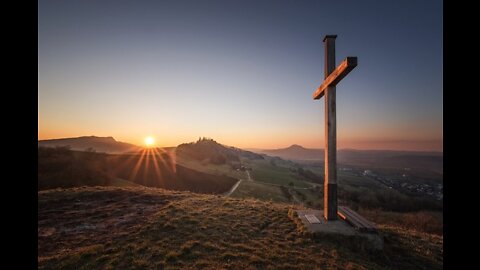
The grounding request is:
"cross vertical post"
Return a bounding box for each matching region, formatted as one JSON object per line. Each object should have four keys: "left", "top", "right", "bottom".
{"left": 312, "top": 35, "right": 357, "bottom": 221}
{"left": 323, "top": 35, "right": 338, "bottom": 220}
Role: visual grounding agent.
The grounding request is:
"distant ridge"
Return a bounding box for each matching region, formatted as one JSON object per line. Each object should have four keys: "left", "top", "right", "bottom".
{"left": 249, "top": 145, "right": 442, "bottom": 172}
{"left": 254, "top": 144, "right": 323, "bottom": 161}
{"left": 286, "top": 144, "right": 307, "bottom": 150}
{"left": 250, "top": 145, "right": 442, "bottom": 160}
{"left": 38, "top": 136, "right": 141, "bottom": 153}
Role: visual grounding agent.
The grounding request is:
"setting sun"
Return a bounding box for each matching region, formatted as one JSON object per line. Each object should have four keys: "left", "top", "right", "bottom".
{"left": 144, "top": 136, "right": 155, "bottom": 147}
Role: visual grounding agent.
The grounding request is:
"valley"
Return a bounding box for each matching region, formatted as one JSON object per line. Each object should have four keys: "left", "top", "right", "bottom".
{"left": 37, "top": 137, "right": 444, "bottom": 269}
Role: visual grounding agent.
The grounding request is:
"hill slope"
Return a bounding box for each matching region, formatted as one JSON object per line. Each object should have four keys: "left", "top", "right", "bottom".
{"left": 108, "top": 149, "right": 238, "bottom": 194}
{"left": 38, "top": 187, "right": 443, "bottom": 269}
{"left": 38, "top": 136, "right": 141, "bottom": 153}
{"left": 176, "top": 138, "right": 264, "bottom": 165}
{"left": 38, "top": 147, "right": 237, "bottom": 194}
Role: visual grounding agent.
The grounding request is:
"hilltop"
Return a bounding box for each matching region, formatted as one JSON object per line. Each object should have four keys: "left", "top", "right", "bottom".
{"left": 176, "top": 137, "right": 264, "bottom": 165}
{"left": 38, "top": 136, "right": 141, "bottom": 153}
{"left": 38, "top": 186, "right": 443, "bottom": 269}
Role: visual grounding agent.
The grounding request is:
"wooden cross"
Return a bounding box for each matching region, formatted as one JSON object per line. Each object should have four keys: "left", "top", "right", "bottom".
{"left": 312, "top": 35, "right": 357, "bottom": 221}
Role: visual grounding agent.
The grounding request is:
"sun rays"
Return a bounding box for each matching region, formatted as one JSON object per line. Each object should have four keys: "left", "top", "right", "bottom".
{"left": 129, "top": 148, "right": 147, "bottom": 181}
{"left": 112, "top": 146, "right": 176, "bottom": 185}
{"left": 150, "top": 149, "right": 163, "bottom": 181}
{"left": 152, "top": 147, "right": 177, "bottom": 173}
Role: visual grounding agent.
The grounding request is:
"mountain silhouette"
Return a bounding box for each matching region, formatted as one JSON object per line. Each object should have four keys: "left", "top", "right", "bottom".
{"left": 257, "top": 144, "right": 323, "bottom": 161}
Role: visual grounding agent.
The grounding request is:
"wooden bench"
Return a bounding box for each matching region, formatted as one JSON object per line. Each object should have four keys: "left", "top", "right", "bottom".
{"left": 337, "top": 206, "right": 377, "bottom": 233}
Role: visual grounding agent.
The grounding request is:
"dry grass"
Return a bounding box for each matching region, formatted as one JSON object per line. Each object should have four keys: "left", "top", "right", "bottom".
{"left": 230, "top": 180, "right": 290, "bottom": 203}
{"left": 38, "top": 186, "right": 442, "bottom": 269}
{"left": 359, "top": 209, "right": 443, "bottom": 235}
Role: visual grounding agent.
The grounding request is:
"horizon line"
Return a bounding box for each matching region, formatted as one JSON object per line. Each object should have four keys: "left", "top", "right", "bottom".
{"left": 37, "top": 136, "right": 443, "bottom": 153}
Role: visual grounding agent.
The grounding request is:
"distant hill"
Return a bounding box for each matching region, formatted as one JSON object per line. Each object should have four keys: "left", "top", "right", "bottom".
{"left": 253, "top": 145, "right": 442, "bottom": 161}
{"left": 251, "top": 145, "right": 443, "bottom": 175}
{"left": 38, "top": 136, "right": 141, "bottom": 153}
{"left": 254, "top": 144, "right": 323, "bottom": 161}
{"left": 176, "top": 137, "right": 264, "bottom": 165}
{"left": 336, "top": 149, "right": 443, "bottom": 173}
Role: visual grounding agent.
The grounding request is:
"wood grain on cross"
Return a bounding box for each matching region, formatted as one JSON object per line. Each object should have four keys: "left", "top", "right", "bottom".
{"left": 312, "top": 35, "right": 357, "bottom": 221}
{"left": 312, "top": 56, "right": 357, "bottom": 100}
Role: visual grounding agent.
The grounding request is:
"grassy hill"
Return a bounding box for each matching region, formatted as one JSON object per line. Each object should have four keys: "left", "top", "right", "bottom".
{"left": 38, "top": 186, "right": 443, "bottom": 269}
{"left": 38, "top": 136, "right": 141, "bottom": 153}
{"left": 107, "top": 149, "right": 238, "bottom": 194}
{"left": 176, "top": 137, "right": 264, "bottom": 165}
{"left": 38, "top": 146, "right": 114, "bottom": 190}
{"left": 38, "top": 147, "right": 237, "bottom": 194}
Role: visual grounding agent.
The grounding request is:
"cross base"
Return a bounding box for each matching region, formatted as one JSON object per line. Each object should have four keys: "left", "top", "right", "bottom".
{"left": 324, "top": 183, "right": 337, "bottom": 220}
{"left": 292, "top": 209, "right": 383, "bottom": 251}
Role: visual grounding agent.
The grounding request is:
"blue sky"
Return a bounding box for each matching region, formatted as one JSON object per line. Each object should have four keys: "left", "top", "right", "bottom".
{"left": 38, "top": 0, "right": 442, "bottom": 150}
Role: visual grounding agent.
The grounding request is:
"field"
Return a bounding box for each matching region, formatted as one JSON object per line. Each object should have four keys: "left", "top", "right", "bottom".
{"left": 241, "top": 158, "right": 313, "bottom": 188}
{"left": 217, "top": 155, "right": 443, "bottom": 234}
{"left": 174, "top": 153, "right": 245, "bottom": 180}
{"left": 38, "top": 146, "right": 443, "bottom": 236}
{"left": 38, "top": 147, "right": 238, "bottom": 194}
{"left": 38, "top": 187, "right": 443, "bottom": 269}
{"left": 230, "top": 180, "right": 290, "bottom": 203}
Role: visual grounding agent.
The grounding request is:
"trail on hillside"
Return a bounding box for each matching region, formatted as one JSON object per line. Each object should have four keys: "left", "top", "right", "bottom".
{"left": 246, "top": 170, "right": 252, "bottom": 181}
{"left": 225, "top": 179, "right": 242, "bottom": 196}
{"left": 226, "top": 171, "right": 253, "bottom": 197}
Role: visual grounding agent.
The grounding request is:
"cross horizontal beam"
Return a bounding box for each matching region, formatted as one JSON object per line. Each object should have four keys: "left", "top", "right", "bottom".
{"left": 312, "top": 57, "right": 358, "bottom": 100}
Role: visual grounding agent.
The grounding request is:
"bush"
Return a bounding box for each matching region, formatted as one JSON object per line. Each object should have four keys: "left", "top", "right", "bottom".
{"left": 360, "top": 209, "right": 443, "bottom": 235}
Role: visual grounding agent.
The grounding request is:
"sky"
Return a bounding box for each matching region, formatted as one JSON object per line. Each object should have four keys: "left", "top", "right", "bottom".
{"left": 38, "top": 0, "right": 442, "bottom": 151}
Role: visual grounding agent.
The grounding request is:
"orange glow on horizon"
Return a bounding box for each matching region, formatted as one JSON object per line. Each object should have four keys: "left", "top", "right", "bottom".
{"left": 37, "top": 130, "right": 442, "bottom": 152}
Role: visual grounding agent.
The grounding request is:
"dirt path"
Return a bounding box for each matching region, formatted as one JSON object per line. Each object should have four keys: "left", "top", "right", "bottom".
{"left": 246, "top": 170, "right": 252, "bottom": 181}
{"left": 224, "top": 179, "right": 242, "bottom": 196}
{"left": 225, "top": 171, "right": 255, "bottom": 197}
